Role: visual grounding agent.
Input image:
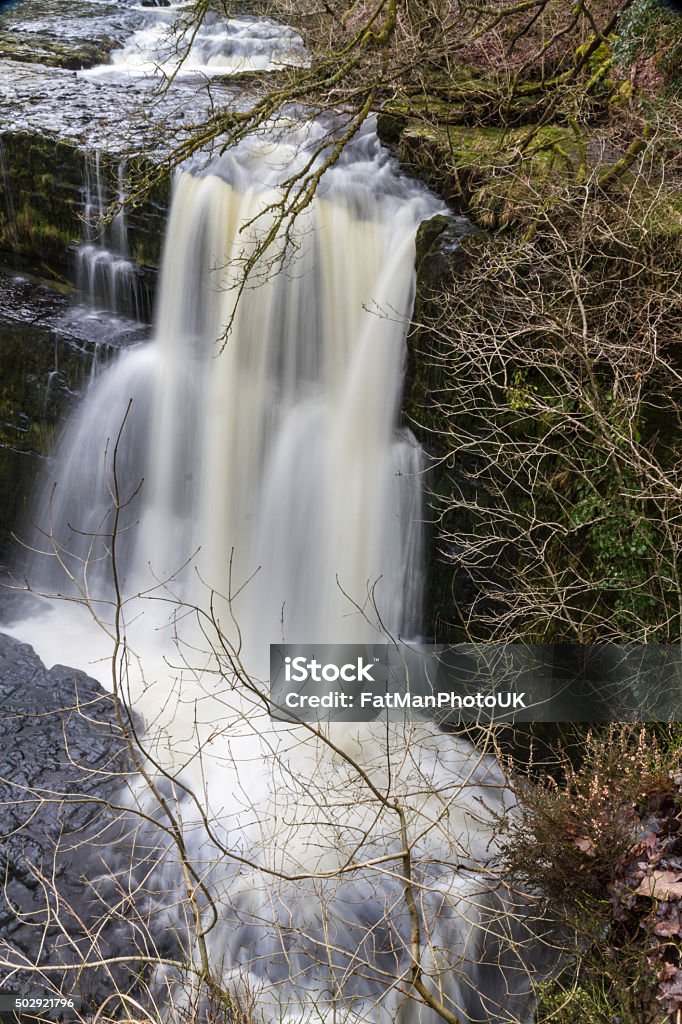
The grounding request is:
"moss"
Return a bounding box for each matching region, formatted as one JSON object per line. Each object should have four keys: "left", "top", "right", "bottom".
{"left": 639, "top": 190, "right": 682, "bottom": 242}
{"left": 386, "top": 111, "right": 679, "bottom": 247}
{"left": 394, "top": 121, "right": 578, "bottom": 227}
{"left": 0, "top": 131, "right": 168, "bottom": 283}
{"left": 0, "top": 32, "right": 117, "bottom": 71}
{"left": 0, "top": 132, "right": 84, "bottom": 278}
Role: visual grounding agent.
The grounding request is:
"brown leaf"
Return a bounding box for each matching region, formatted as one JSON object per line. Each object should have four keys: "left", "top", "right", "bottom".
{"left": 652, "top": 918, "right": 681, "bottom": 937}
{"left": 634, "top": 870, "right": 682, "bottom": 900}
{"left": 572, "top": 836, "right": 596, "bottom": 857}
{"left": 659, "top": 970, "right": 682, "bottom": 1013}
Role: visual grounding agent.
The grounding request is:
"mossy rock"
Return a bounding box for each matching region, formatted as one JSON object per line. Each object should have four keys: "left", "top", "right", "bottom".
{"left": 0, "top": 306, "right": 98, "bottom": 559}
{"left": 638, "top": 188, "right": 682, "bottom": 244}
{"left": 0, "top": 131, "right": 168, "bottom": 284}
{"left": 407, "top": 212, "right": 481, "bottom": 439}
{"left": 0, "top": 132, "right": 84, "bottom": 279}
{"left": 404, "top": 213, "right": 483, "bottom": 641}
{"left": 396, "top": 121, "right": 577, "bottom": 227}
{"left": 0, "top": 32, "right": 118, "bottom": 71}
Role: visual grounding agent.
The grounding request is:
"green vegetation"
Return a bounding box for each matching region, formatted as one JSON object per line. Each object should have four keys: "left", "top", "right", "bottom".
{"left": 504, "top": 726, "right": 682, "bottom": 1023}
{"left": 0, "top": 133, "right": 169, "bottom": 282}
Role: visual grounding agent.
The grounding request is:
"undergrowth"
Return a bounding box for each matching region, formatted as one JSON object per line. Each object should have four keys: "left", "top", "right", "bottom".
{"left": 502, "top": 725, "right": 682, "bottom": 1023}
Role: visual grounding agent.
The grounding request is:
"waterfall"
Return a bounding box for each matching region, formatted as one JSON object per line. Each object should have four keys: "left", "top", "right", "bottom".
{"left": 7, "top": 120, "right": 545, "bottom": 1022}
{"left": 75, "top": 152, "right": 145, "bottom": 319}
{"left": 82, "top": 9, "right": 307, "bottom": 81}
{"left": 27, "top": 121, "right": 432, "bottom": 659}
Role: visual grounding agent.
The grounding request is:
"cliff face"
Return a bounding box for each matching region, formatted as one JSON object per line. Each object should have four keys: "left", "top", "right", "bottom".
{"left": 403, "top": 215, "right": 481, "bottom": 642}
{"left": 0, "top": 126, "right": 162, "bottom": 563}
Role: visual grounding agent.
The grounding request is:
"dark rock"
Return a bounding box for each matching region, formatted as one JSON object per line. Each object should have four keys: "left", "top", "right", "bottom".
{"left": 0, "top": 272, "right": 153, "bottom": 565}
{"left": 140, "top": 0, "right": 171, "bottom": 6}
{"left": 404, "top": 214, "right": 482, "bottom": 641}
{"left": 0, "top": 633, "right": 176, "bottom": 1009}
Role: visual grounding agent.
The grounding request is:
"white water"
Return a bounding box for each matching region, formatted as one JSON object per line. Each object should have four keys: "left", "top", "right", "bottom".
{"left": 82, "top": 5, "right": 306, "bottom": 81}
{"left": 25, "top": 121, "right": 430, "bottom": 654}
{"left": 6, "top": 120, "right": 544, "bottom": 1021}
{"left": 75, "top": 152, "right": 145, "bottom": 318}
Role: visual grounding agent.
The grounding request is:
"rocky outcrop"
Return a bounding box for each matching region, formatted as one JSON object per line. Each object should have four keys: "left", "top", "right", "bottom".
{"left": 0, "top": 132, "right": 84, "bottom": 282}
{"left": 404, "top": 213, "right": 482, "bottom": 642}
{"left": 0, "top": 0, "right": 127, "bottom": 73}
{"left": 0, "top": 630, "right": 184, "bottom": 1011}
{"left": 0, "top": 32, "right": 119, "bottom": 72}
{"left": 0, "top": 632, "right": 156, "bottom": 1005}
{"left": 0, "top": 274, "right": 149, "bottom": 563}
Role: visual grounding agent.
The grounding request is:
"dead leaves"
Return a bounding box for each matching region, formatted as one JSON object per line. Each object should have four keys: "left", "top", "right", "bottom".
{"left": 634, "top": 871, "right": 682, "bottom": 902}
{"left": 607, "top": 801, "right": 682, "bottom": 1017}
{"left": 571, "top": 835, "right": 597, "bottom": 857}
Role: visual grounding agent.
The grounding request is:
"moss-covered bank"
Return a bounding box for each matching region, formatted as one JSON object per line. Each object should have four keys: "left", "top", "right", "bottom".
{"left": 407, "top": 176, "right": 682, "bottom": 645}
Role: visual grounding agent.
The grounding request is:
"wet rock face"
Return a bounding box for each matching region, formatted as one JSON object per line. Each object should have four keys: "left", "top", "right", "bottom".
{"left": 0, "top": 128, "right": 169, "bottom": 284}
{"left": 0, "top": 131, "right": 84, "bottom": 280}
{"left": 0, "top": 273, "right": 150, "bottom": 564}
{"left": 0, "top": 633, "right": 173, "bottom": 1007}
{"left": 405, "top": 214, "right": 481, "bottom": 642}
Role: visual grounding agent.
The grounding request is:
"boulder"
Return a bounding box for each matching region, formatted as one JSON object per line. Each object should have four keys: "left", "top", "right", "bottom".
{"left": 0, "top": 632, "right": 175, "bottom": 1008}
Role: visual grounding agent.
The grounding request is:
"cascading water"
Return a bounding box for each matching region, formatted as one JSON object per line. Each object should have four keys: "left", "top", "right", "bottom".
{"left": 81, "top": 5, "right": 306, "bottom": 80}
{"left": 75, "top": 152, "right": 145, "bottom": 319}
{"left": 24, "top": 121, "right": 431, "bottom": 662}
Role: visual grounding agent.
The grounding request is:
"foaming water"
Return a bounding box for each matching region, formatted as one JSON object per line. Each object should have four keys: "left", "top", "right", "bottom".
{"left": 5, "top": 120, "right": 545, "bottom": 1021}
{"left": 82, "top": 7, "right": 306, "bottom": 80}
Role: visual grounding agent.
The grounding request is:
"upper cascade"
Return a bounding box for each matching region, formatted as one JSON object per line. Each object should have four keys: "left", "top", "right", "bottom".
{"left": 82, "top": 5, "right": 307, "bottom": 80}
